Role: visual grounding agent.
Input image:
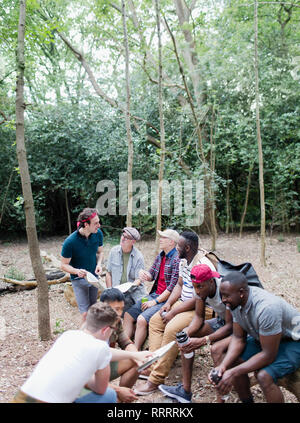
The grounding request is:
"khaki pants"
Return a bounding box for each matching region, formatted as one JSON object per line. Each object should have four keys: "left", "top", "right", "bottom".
{"left": 148, "top": 300, "right": 195, "bottom": 386}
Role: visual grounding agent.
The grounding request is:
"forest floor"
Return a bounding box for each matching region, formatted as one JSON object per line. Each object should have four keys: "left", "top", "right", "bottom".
{"left": 0, "top": 232, "right": 299, "bottom": 404}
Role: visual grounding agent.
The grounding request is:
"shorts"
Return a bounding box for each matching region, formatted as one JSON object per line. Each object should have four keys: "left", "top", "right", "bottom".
{"left": 126, "top": 292, "right": 165, "bottom": 323}
{"left": 71, "top": 277, "right": 98, "bottom": 313}
{"left": 206, "top": 316, "right": 225, "bottom": 332}
{"left": 241, "top": 336, "right": 300, "bottom": 383}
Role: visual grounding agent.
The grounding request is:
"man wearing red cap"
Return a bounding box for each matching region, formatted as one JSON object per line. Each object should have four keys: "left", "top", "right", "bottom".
{"left": 158, "top": 263, "right": 233, "bottom": 403}
{"left": 61, "top": 208, "right": 104, "bottom": 315}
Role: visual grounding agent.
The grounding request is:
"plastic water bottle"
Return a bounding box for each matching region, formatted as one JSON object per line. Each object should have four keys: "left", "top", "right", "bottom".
{"left": 176, "top": 330, "right": 194, "bottom": 359}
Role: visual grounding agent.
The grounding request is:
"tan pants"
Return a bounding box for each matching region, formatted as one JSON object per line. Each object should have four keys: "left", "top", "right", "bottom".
{"left": 148, "top": 300, "right": 195, "bottom": 386}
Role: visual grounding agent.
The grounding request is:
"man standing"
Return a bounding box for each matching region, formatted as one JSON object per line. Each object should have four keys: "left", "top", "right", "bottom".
{"left": 135, "top": 231, "right": 203, "bottom": 395}
{"left": 105, "top": 227, "right": 144, "bottom": 288}
{"left": 213, "top": 271, "right": 300, "bottom": 403}
{"left": 123, "top": 229, "right": 180, "bottom": 350}
{"left": 61, "top": 208, "right": 103, "bottom": 314}
{"left": 158, "top": 263, "right": 233, "bottom": 403}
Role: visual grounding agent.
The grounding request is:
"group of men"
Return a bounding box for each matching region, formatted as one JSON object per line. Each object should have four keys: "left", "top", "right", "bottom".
{"left": 14, "top": 207, "right": 300, "bottom": 403}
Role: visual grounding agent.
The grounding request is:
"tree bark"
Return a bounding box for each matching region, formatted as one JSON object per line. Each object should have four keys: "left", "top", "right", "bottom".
{"left": 155, "top": 0, "right": 166, "bottom": 253}
{"left": 122, "top": 0, "right": 133, "bottom": 227}
{"left": 254, "top": 1, "right": 266, "bottom": 266}
{"left": 239, "top": 160, "right": 254, "bottom": 238}
{"left": 16, "top": 0, "right": 51, "bottom": 341}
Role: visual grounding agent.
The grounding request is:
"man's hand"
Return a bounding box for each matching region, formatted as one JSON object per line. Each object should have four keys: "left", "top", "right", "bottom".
{"left": 95, "top": 264, "right": 102, "bottom": 275}
{"left": 160, "top": 303, "right": 171, "bottom": 315}
{"left": 130, "top": 350, "right": 154, "bottom": 367}
{"left": 141, "top": 300, "right": 156, "bottom": 311}
{"left": 214, "top": 369, "right": 234, "bottom": 396}
{"left": 208, "top": 365, "right": 226, "bottom": 385}
{"left": 162, "top": 310, "right": 174, "bottom": 324}
{"left": 77, "top": 269, "right": 87, "bottom": 278}
{"left": 116, "top": 386, "right": 138, "bottom": 403}
{"left": 139, "top": 269, "right": 151, "bottom": 282}
{"left": 179, "top": 337, "right": 206, "bottom": 353}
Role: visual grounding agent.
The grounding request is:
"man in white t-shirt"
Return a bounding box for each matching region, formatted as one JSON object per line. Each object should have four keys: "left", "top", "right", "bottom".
{"left": 158, "top": 263, "right": 233, "bottom": 403}
{"left": 12, "top": 303, "right": 151, "bottom": 403}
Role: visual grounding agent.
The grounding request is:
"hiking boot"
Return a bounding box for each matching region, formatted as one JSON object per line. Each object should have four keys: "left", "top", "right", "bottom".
{"left": 158, "top": 383, "right": 192, "bottom": 403}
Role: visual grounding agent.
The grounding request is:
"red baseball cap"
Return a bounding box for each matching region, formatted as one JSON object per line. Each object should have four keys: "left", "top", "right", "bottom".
{"left": 190, "top": 264, "right": 220, "bottom": 283}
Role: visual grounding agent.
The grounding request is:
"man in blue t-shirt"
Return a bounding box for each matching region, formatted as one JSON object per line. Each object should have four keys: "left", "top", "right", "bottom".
{"left": 61, "top": 208, "right": 104, "bottom": 314}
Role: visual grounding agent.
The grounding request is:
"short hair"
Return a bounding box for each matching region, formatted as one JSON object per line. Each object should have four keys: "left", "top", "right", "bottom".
{"left": 85, "top": 302, "right": 117, "bottom": 333}
{"left": 77, "top": 208, "right": 98, "bottom": 229}
{"left": 221, "top": 271, "right": 248, "bottom": 288}
{"left": 180, "top": 230, "right": 199, "bottom": 252}
{"left": 100, "top": 288, "right": 125, "bottom": 304}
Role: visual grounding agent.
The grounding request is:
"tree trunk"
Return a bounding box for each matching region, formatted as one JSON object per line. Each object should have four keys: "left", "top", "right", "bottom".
{"left": 122, "top": 0, "right": 133, "bottom": 227}
{"left": 16, "top": 0, "right": 51, "bottom": 341}
{"left": 226, "top": 167, "right": 230, "bottom": 235}
{"left": 239, "top": 161, "right": 254, "bottom": 238}
{"left": 0, "top": 169, "right": 14, "bottom": 227}
{"left": 155, "top": 0, "right": 166, "bottom": 253}
{"left": 254, "top": 1, "right": 266, "bottom": 266}
{"left": 65, "top": 189, "right": 72, "bottom": 235}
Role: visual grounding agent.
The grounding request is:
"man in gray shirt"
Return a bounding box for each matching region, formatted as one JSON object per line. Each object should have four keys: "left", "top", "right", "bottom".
{"left": 105, "top": 227, "right": 144, "bottom": 288}
{"left": 212, "top": 271, "right": 300, "bottom": 403}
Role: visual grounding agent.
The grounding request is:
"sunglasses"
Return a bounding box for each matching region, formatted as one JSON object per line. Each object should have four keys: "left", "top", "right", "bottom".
{"left": 122, "top": 232, "right": 133, "bottom": 240}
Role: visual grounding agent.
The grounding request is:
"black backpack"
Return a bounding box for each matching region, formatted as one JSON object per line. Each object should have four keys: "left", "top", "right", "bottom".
{"left": 202, "top": 250, "right": 264, "bottom": 288}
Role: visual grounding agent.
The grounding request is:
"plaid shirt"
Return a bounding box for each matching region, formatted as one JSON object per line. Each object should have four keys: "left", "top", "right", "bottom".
{"left": 149, "top": 248, "right": 180, "bottom": 293}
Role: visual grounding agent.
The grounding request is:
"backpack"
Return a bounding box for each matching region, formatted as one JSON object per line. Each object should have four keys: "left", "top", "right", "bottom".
{"left": 201, "top": 250, "right": 264, "bottom": 288}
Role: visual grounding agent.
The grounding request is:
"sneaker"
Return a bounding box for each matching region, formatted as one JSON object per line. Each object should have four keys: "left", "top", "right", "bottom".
{"left": 158, "top": 383, "right": 192, "bottom": 403}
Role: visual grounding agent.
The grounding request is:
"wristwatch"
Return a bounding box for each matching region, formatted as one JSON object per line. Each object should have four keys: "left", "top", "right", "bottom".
{"left": 205, "top": 336, "right": 211, "bottom": 346}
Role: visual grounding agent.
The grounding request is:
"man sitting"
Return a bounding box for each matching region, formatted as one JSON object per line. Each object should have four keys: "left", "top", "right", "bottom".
{"left": 12, "top": 303, "right": 150, "bottom": 403}
{"left": 158, "top": 263, "right": 233, "bottom": 403}
{"left": 99, "top": 288, "right": 143, "bottom": 403}
{"left": 135, "top": 231, "right": 204, "bottom": 395}
{"left": 105, "top": 227, "right": 144, "bottom": 288}
{"left": 123, "top": 229, "right": 180, "bottom": 350}
{"left": 212, "top": 271, "right": 300, "bottom": 403}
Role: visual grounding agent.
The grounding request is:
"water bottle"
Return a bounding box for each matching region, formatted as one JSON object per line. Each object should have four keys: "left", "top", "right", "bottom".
{"left": 209, "top": 368, "right": 229, "bottom": 401}
{"left": 176, "top": 330, "right": 194, "bottom": 359}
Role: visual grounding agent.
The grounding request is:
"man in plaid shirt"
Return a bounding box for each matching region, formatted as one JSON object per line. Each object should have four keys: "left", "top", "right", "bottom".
{"left": 123, "top": 229, "right": 180, "bottom": 350}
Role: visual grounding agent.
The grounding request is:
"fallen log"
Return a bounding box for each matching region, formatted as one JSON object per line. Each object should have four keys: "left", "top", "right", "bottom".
{"left": 0, "top": 273, "right": 70, "bottom": 289}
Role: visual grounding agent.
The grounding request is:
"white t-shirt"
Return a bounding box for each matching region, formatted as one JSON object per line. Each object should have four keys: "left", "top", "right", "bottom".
{"left": 179, "top": 252, "right": 203, "bottom": 302}
{"left": 21, "top": 330, "right": 111, "bottom": 403}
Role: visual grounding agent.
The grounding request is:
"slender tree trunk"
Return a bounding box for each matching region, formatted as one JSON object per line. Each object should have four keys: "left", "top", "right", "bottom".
{"left": 65, "top": 189, "right": 71, "bottom": 235}
{"left": 122, "top": 0, "right": 133, "bottom": 226}
{"left": 239, "top": 161, "right": 254, "bottom": 238}
{"left": 155, "top": 0, "right": 166, "bottom": 253}
{"left": 254, "top": 1, "right": 266, "bottom": 265}
{"left": 164, "top": 16, "right": 217, "bottom": 249}
{"left": 16, "top": 0, "right": 51, "bottom": 341}
{"left": 0, "top": 169, "right": 14, "bottom": 227}
{"left": 226, "top": 167, "right": 230, "bottom": 234}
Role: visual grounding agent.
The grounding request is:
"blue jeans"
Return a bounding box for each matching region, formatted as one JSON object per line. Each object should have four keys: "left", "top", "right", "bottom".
{"left": 71, "top": 278, "right": 99, "bottom": 313}
{"left": 74, "top": 387, "right": 117, "bottom": 403}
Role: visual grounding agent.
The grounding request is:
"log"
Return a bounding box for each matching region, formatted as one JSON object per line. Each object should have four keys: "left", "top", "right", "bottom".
{"left": 0, "top": 274, "right": 70, "bottom": 288}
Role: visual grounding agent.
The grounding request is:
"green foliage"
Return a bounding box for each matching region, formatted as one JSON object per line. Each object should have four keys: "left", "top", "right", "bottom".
{"left": 0, "top": 0, "right": 299, "bottom": 237}
{"left": 4, "top": 266, "right": 26, "bottom": 281}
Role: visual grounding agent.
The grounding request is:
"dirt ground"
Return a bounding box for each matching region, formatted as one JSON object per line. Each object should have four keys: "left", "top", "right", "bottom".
{"left": 0, "top": 232, "right": 299, "bottom": 404}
